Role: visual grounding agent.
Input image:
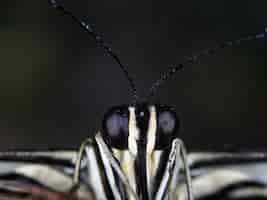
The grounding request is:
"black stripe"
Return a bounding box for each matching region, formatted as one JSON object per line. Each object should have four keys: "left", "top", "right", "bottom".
{"left": 199, "top": 195, "right": 267, "bottom": 200}
{"left": 111, "top": 151, "right": 127, "bottom": 200}
{"left": 151, "top": 148, "right": 171, "bottom": 198}
{"left": 135, "top": 145, "right": 149, "bottom": 200}
{"left": 133, "top": 104, "right": 150, "bottom": 199}
{"left": 0, "top": 153, "right": 74, "bottom": 168}
{"left": 198, "top": 180, "right": 267, "bottom": 200}
{"left": 190, "top": 156, "right": 267, "bottom": 170}
{"left": 94, "top": 141, "right": 116, "bottom": 200}
{"left": 113, "top": 172, "right": 127, "bottom": 200}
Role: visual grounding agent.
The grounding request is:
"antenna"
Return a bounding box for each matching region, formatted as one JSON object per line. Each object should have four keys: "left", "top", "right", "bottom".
{"left": 147, "top": 28, "right": 267, "bottom": 100}
{"left": 49, "top": 0, "right": 139, "bottom": 105}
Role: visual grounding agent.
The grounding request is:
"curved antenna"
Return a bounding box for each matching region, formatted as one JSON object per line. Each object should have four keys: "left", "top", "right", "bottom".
{"left": 147, "top": 27, "right": 267, "bottom": 100}
{"left": 49, "top": 0, "right": 139, "bottom": 105}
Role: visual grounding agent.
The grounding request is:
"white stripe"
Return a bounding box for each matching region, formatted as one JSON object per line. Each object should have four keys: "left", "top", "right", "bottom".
{"left": 15, "top": 165, "right": 74, "bottom": 192}
{"left": 230, "top": 187, "right": 267, "bottom": 198}
{"left": 176, "top": 170, "right": 251, "bottom": 200}
{"left": 15, "top": 164, "right": 93, "bottom": 199}
{"left": 123, "top": 151, "right": 138, "bottom": 200}
{"left": 93, "top": 143, "right": 122, "bottom": 200}
{"left": 146, "top": 105, "right": 157, "bottom": 197}
{"left": 152, "top": 150, "right": 164, "bottom": 180}
{"left": 95, "top": 133, "right": 139, "bottom": 199}
{"left": 147, "top": 106, "right": 157, "bottom": 155}
{"left": 112, "top": 149, "right": 137, "bottom": 200}
{"left": 128, "top": 107, "right": 139, "bottom": 157}
{"left": 85, "top": 146, "right": 108, "bottom": 200}
{"left": 155, "top": 139, "right": 178, "bottom": 200}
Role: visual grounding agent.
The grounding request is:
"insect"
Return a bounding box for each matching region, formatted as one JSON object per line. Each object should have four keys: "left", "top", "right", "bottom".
{"left": 0, "top": 0, "right": 266, "bottom": 200}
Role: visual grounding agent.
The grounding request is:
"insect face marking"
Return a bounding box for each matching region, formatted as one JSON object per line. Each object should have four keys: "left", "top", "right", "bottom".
{"left": 102, "top": 104, "right": 179, "bottom": 199}
{"left": 103, "top": 104, "right": 179, "bottom": 151}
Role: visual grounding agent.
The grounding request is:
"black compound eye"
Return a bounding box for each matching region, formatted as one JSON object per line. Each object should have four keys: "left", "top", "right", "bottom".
{"left": 155, "top": 106, "right": 179, "bottom": 149}
{"left": 106, "top": 113, "right": 128, "bottom": 137}
{"left": 102, "top": 106, "right": 129, "bottom": 149}
{"left": 158, "top": 111, "right": 176, "bottom": 134}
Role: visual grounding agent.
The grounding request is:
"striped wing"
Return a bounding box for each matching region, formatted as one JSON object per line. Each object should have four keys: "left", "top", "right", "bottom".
{"left": 0, "top": 180, "right": 80, "bottom": 200}
{"left": 0, "top": 151, "right": 94, "bottom": 200}
{"left": 1, "top": 143, "right": 267, "bottom": 200}
{"left": 177, "top": 152, "right": 267, "bottom": 200}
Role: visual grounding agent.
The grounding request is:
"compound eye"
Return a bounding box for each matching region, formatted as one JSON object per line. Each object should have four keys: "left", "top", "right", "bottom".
{"left": 106, "top": 113, "right": 128, "bottom": 137}
{"left": 158, "top": 111, "right": 176, "bottom": 134}
{"left": 102, "top": 106, "right": 129, "bottom": 149}
{"left": 155, "top": 107, "right": 179, "bottom": 149}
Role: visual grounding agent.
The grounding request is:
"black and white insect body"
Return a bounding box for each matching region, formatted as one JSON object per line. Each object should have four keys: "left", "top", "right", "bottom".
{"left": 48, "top": 1, "right": 196, "bottom": 199}
{"left": 0, "top": 1, "right": 265, "bottom": 200}
{"left": 47, "top": 0, "right": 267, "bottom": 199}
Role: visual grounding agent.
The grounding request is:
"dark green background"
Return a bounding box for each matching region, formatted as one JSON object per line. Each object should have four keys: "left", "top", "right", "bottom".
{"left": 0, "top": 0, "right": 266, "bottom": 151}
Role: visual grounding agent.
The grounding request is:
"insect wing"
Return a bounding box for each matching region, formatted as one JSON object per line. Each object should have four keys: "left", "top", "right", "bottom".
{"left": 176, "top": 152, "right": 267, "bottom": 200}
{"left": 0, "top": 151, "right": 94, "bottom": 200}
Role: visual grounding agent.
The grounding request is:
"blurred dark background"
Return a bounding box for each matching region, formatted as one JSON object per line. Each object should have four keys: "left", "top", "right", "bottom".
{"left": 0, "top": 0, "right": 266, "bottom": 151}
